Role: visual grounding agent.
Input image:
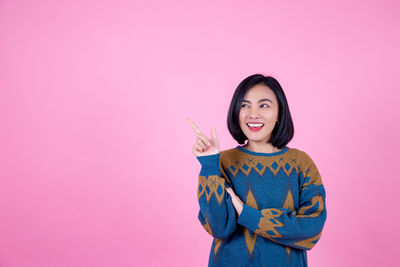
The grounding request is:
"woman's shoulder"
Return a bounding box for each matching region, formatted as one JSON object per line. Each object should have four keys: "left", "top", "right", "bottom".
{"left": 287, "top": 146, "right": 311, "bottom": 158}
{"left": 220, "top": 147, "right": 240, "bottom": 159}
{"left": 287, "top": 147, "right": 320, "bottom": 172}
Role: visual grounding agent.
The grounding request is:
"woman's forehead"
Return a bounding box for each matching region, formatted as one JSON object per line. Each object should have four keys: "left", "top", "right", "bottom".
{"left": 244, "top": 84, "right": 276, "bottom": 100}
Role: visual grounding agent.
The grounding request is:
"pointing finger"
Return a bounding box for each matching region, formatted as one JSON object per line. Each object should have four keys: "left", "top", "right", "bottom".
{"left": 186, "top": 118, "right": 202, "bottom": 135}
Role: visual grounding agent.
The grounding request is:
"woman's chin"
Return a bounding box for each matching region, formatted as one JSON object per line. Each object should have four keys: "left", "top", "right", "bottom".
{"left": 245, "top": 132, "right": 271, "bottom": 142}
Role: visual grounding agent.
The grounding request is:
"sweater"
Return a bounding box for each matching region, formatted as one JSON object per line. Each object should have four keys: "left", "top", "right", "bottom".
{"left": 196, "top": 145, "right": 327, "bottom": 267}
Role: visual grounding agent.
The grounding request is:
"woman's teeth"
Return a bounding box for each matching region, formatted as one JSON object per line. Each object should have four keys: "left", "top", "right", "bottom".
{"left": 247, "top": 123, "right": 264, "bottom": 128}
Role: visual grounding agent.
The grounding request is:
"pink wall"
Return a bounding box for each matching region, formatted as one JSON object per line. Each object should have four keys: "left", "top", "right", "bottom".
{"left": 1, "top": 0, "right": 399, "bottom": 266}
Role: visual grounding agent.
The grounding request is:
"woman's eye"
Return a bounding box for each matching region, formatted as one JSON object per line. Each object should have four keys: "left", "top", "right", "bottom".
{"left": 261, "top": 104, "right": 269, "bottom": 108}
{"left": 241, "top": 104, "right": 248, "bottom": 107}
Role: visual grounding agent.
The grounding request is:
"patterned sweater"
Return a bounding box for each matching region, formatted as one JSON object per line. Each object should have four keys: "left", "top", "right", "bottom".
{"left": 196, "top": 145, "right": 327, "bottom": 267}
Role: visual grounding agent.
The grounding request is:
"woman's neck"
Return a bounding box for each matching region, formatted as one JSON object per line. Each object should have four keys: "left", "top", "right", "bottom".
{"left": 243, "top": 141, "right": 283, "bottom": 153}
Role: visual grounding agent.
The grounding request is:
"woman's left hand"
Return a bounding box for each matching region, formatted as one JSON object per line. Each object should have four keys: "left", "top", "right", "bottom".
{"left": 226, "top": 187, "right": 244, "bottom": 216}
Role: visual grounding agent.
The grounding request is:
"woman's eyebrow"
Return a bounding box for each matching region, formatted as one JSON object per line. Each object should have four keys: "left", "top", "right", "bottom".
{"left": 242, "top": 98, "right": 272, "bottom": 104}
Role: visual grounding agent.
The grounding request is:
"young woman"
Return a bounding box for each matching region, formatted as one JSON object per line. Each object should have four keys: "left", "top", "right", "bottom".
{"left": 187, "top": 74, "right": 327, "bottom": 267}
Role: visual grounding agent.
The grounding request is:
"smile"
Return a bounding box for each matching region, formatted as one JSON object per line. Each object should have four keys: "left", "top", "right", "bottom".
{"left": 247, "top": 123, "right": 264, "bottom": 132}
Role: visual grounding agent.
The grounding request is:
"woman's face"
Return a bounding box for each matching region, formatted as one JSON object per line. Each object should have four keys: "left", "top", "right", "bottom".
{"left": 239, "top": 84, "right": 279, "bottom": 144}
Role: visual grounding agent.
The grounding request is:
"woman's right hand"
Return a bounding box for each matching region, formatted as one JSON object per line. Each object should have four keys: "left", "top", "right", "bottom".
{"left": 186, "top": 118, "right": 220, "bottom": 157}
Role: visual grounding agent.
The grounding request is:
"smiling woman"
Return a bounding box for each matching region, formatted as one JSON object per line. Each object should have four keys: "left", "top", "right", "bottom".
{"left": 241, "top": 97, "right": 271, "bottom": 133}
{"left": 239, "top": 84, "right": 282, "bottom": 151}
{"left": 188, "top": 74, "right": 327, "bottom": 267}
{"left": 227, "top": 75, "right": 294, "bottom": 153}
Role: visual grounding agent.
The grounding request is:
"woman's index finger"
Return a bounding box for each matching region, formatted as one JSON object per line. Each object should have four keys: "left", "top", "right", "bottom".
{"left": 186, "top": 118, "right": 202, "bottom": 135}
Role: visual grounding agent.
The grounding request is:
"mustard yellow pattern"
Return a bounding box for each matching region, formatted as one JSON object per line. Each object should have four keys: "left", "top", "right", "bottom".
{"left": 301, "top": 166, "right": 323, "bottom": 190}
{"left": 201, "top": 218, "right": 224, "bottom": 256}
{"left": 282, "top": 189, "right": 295, "bottom": 256}
{"left": 243, "top": 189, "right": 258, "bottom": 255}
{"left": 283, "top": 189, "right": 295, "bottom": 211}
{"left": 297, "top": 195, "right": 324, "bottom": 218}
{"left": 255, "top": 209, "right": 285, "bottom": 238}
{"left": 294, "top": 231, "right": 322, "bottom": 249}
{"left": 202, "top": 217, "right": 213, "bottom": 236}
{"left": 222, "top": 151, "right": 299, "bottom": 178}
{"left": 198, "top": 175, "right": 225, "bottom": 205}
{"left": 214, "top": 239, "right": 223, "bottom": 256}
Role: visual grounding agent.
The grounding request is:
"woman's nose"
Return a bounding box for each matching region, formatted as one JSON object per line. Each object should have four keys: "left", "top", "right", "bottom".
{"left": 248, "top": 108, "right": 260, "bottom": 118}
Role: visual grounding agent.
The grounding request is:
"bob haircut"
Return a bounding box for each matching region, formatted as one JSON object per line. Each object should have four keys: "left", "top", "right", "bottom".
{"left": 227, "top": 74, "right": 294, "bottom": 149}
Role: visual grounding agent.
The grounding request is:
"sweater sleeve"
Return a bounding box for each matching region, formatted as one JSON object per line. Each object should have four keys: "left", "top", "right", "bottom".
{"left": 196, "top": 153, "right": 237, "bottom": 239}
{"left": 236, "top": 155, "right": 327, "bottom": 250}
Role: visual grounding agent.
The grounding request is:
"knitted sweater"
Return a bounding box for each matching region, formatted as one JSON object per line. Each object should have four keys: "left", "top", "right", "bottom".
{"left": 196, "top": 145, "right": 327, "bottom": 267}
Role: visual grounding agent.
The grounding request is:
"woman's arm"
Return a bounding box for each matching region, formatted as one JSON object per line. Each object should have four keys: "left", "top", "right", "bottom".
{"left": 197, "top": 153, "right": 237, "bottom": 239}
{"left": 228, "top": 155, "right": 327, "bottom": 250}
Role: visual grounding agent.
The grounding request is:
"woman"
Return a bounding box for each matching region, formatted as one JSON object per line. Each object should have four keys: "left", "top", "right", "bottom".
{"left": 186, "top": 74, "right": 327, "bottom": 267}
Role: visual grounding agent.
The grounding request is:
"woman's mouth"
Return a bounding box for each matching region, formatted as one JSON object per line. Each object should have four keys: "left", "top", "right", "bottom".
{"left": 247, "top": 123, "right": 264, "bottom": 132}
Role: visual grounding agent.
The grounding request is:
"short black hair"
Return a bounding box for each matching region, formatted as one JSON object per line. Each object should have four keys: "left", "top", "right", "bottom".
{"left": 227, "top": 74, "right": 294, "bottom": 149}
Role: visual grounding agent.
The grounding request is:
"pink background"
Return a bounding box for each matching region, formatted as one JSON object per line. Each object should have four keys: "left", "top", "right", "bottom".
{"left": 1, "top": 0, "right": 399, "bottom": 266}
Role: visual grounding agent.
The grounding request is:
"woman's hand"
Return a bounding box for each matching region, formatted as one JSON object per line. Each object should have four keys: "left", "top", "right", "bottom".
{"left": 226, "top": 188, "right": 244, "bottom": 216}
{"left": 186, "top": 118, "right": 220, "bottom": 157}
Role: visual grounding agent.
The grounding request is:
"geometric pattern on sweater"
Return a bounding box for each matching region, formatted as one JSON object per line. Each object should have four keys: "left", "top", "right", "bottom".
{"left": 245, "top": 187, "right": 295, "bottom": 257}
{"left": 196, "top": 145, "right": 327, "bottom": 267}
{"left": 198, "top": 175, "right": 225, "bottom": 205}
{"left": 243, "top": 188, "right": 258, "bottom": 256}
{"left": 221, "top": 147, "right": 326, "bottom": 251}
{"left": 294, "top": 231, "right": 322, "bottom": 249}
{"left": 297, "top": 195, "right": 324, "bottom": 218}
{"left": 257, "top": 208, "right": 285, "bottom": 238}
{"left": 283, "top": 189, "right": 295, "bottom": 256}
{"left": 226, "top": 155, "right": 299, "bottom": 178}
{"left": 202, "top": 217, "right": 214, "bottom": 236}
{"left": 200, "top": 218, "right": 224, "bottom": 257}
{"left": 214, "top": 239, "right": 223, "bottom": 257}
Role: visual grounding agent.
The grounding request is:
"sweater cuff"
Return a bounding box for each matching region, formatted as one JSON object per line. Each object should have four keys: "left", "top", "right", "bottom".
{"left": 196, "top": 153, "right": 221, "bottom": 176}
{"left": 237, "top": 204, "right": 261, "bottom": 233}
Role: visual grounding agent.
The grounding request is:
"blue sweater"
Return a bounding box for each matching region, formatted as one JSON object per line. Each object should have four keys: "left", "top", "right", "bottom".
{"left": 196, "top": 145, "right": 327, "bottom": 267}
